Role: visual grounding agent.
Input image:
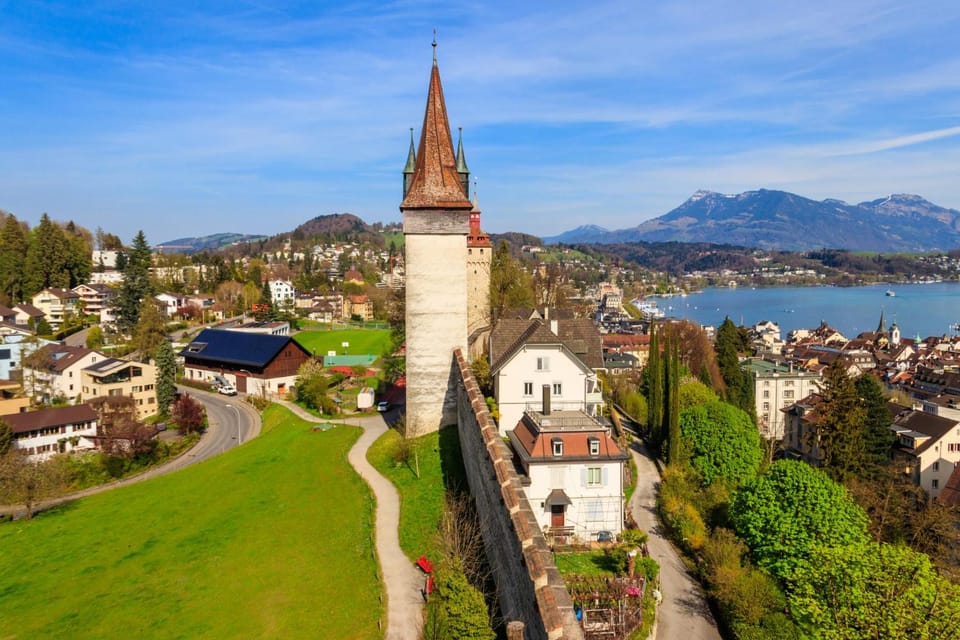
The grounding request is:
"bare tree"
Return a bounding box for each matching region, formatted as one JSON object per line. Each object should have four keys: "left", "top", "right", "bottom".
{"left": 0, "top": 450, "right": 66, "bottom": 519}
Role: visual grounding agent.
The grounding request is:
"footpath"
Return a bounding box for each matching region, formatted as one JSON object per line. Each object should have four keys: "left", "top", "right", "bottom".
{"left": 627, "top": 441, "right": 722, "bottom": 640}
{"left": 275, "top": 400, "right": 424, "bottom": 640}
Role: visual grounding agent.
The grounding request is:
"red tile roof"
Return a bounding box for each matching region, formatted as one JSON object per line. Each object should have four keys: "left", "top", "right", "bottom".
{"left": 400, "top": 61, "right": 472, "bottom": 210}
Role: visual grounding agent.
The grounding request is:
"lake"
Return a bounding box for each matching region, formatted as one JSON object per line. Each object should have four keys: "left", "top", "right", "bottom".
{"left": 652, "top": 282, "right": 960, "bottom": 339}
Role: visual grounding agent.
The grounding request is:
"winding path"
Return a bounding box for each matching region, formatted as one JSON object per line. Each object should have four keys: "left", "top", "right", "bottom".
{"left": 275, "top": 400, "right": 423, "bottom": 640}
{"left": 627, "top": 441, "right": 722, "bottom": 640}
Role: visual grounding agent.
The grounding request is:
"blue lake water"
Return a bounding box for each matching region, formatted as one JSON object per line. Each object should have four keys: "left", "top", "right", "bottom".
{"left": 652, "top": 282, "right": 960, "bottom": 339}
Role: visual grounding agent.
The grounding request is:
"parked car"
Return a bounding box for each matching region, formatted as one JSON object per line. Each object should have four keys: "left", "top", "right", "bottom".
{"left": 377, "top": 401, "right": 390, "bottom": 412}
{"left": 218, "top": 384, "right": 237, "bottom": 396}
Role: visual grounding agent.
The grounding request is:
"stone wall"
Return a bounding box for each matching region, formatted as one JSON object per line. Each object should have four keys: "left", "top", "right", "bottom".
{"left": 454, "top": 349, "right": 584, "bottom": 640}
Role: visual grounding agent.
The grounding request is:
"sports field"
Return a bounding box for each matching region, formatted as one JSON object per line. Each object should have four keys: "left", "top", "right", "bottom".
{"left": 293, "top": 328, "right": 391, "bottom": 358}
{"left": 0, "top": 406, "right": 381, "bottom": 639}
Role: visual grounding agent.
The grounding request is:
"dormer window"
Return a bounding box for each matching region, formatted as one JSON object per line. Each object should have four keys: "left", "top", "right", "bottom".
{"left": 588, "top": 437, "right": 600, "bottom": 456}
{"left": 552, "top": 438, "right": 563, "bottom": 456}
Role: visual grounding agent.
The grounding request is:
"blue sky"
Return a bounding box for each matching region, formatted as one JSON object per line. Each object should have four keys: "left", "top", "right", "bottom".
{"left": 2, "top": 1, "right": 960, "bottom": 245}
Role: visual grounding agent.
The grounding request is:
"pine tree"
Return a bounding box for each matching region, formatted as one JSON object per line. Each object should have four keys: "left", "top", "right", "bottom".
{"left": 114, "top": 231, "right": 154, "bottom": 333}
{"left": 154, "top": 340, "right": 177, "bottom": 418}
{"left": 131, "top": 298, "right": 166, "bottom": 359}
{"left": 0, "top": 214, "right": 29, "bottom": 305}
{"left": 855, "top": 374, "right": 895, "bottom": 471}
{"left": 647, "top": 323, "right": 663, "bottom": 448}
{"left": 812, "top": 360, "right": 867, "bottom": 482}
{"left": 22, "top": 213, "right": 70, "bottom": 296}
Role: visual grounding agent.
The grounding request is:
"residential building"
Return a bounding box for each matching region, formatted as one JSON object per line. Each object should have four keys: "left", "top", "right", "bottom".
{"left": 0, "top": 379, "right": 28, "bottom": 416}
{"left": 180, "top": 329, "right": 311, "bottom": 398}
{"left": 30, "top": 288, "right": 79, "bottom": 329}
{"left": 21, "top": 345, "right": 104, "bottom": 404}
{"left": 782, "top": 393, "right": 826, "bottom": 466}
{"left": 11, "top": 303, "right": 44, "bottom": 328}
{"left": 490, "top": 312, "right": 605, "bottom": 436}
{"left": 508, "top": 400, "right": 628, "bottom": 539}
{"left": 0, "top": 334, "right": 56, "bottom": 381}
{"left": 3, "top": 405, "right": 99, "bottom": 461}
{"left": 72, "top": 283, "right": 116, "bottom": 316}
{"left": 745, "top": 358, "right": 821, "bottom": 439}
{"left": 81, "top": 358, "right": 158, "bottom": 419}
{"left": 268, "top": 280, "right": 296, "bottom": 309}
{"left": 342, "top": 294, "right": 373, "bottom": 321}
{"left": 155, "top": 292, "right": 184, "bottom": 318}
{"left": 891, "top": 408, "right": 960, "bottom": 500}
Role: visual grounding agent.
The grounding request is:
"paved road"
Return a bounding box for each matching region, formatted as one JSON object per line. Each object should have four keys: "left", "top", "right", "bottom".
{"left": 627, "top": 441, "right": 722, "bottom": 640}
{"left": 1, "top": 388, "right": 261, "bottom": 517}
{"left": 276, "top": 400, "right": 423, "bottom": 640}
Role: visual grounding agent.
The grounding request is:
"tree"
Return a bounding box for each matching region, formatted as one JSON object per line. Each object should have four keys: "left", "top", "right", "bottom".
{"left": 88, "top": 396, "right": 155, "bottom": 459}
{"left": 154, "top": 340, "right": 177, "bottom": 417}
{"left": 666, "top": 331, "right": 682, "bottom": 465}
{"left": 470, "top": 354, "right": 492, "bottom": 397}
{"left": 0, "top": 213, "right": 29, "bottom": 305}
{"left": 131, "top": 298, "right": 167, "bottom": 359}
{"left": 667, "top": 319, "right": 724, "bottom": 393}
{"left": 646, "top": 323, "right": 663, "bottom": 447}
{"left": 114, "top": 231, "right": 154, "bottom": 333}
{"left": 0, "top": 449, "right": 66, "bottom": 519}
{"left": 855, "top": 373, "right": 895, "bottom": 470}
{"left": 730, "top": 460, "right": 869, "bottom": 581}
{"left": 812, "top": 360, "right": 866, "bottom": 482}
{"left": 788, "top": 542, "right": 960, "bottom": 639}
{"left": 22, "top": 213, "right": 70, "bottom": 296}
{"left": 681, "top": 400, "right": 762, "bottom": 486}
{"left": 715, "top": 317, "right": 754, "bottom": 416}
{"left": 424, "top": 557, "right": 495, "bottom": 640}
{"left": 0, "top": 418, "right": 12, "bottom": 456}
{"left": 489, "top": 241, "right": 533, "bottom": 321}
{"left": 679, "top": 378, "right": 719, "bottom": 410}
{"left": 85, "top": 325, "right": 104, "bottom": 349}
{"left": 171, "top": 394, "right": 206, "bottom": 434}
{"left": 215, "top": 280, "right": 244, "bottom": 316}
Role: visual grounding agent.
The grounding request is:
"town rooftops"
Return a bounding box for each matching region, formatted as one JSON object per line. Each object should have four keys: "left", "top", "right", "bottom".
{"left": 490, "top": 315, "right": 603, "bottom": 372}
{"left": 891, "top": 409, "right": 959, "bottom": 456}
{"left": 2, "top": 404, "right": 97, "bottom": 434}
{"left": 180, "top": 329, "right": 299, "bottom": 369}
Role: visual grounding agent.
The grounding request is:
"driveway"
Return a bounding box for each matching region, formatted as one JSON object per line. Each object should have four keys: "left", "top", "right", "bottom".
{"left": 0, "top": 388, "right": 261, "bottom": 517}
{"left": 627, "top": 441, "right": 722, "bottom": 640}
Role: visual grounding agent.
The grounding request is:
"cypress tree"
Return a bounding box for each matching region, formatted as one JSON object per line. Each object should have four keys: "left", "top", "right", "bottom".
{"left": 667, "top": 332, "right": 682, "bottom": 465}
{"left": 647, "top": 323, "right": 663, "bottom": 448}
{"left": 813, "top": 360, "right": 867, "bottom": 482}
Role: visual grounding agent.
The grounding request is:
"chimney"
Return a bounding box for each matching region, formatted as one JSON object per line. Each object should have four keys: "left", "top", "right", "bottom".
{"left": 542, "top": 384, "right": 551, "bottom": 416}
{"left": 550, "top": 319, "right": 558, "bottom": 335}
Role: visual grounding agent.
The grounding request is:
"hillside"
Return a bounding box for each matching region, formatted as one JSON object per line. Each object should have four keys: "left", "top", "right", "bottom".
{"left": 155, "top": 232, "right": 267, "bottom": 254}
{"left": 544, "top": 190, "right": 960, "bottom": 252}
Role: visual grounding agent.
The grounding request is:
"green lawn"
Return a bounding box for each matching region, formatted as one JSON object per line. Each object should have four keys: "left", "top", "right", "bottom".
{"left": 554, "top": 550, "right": 620, "bottom": 577}
{"left": 366, "top": 427, "right": 465, "bottom": 561}
{"left": 293, "top": 328, "right": 391, "bottom": 358}
{"left": 0, "top": 405, "right": 382, "bottom": 639}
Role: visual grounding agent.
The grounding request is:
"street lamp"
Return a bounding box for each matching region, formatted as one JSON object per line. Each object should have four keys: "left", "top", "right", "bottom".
{"left": 225, "top": 404, "right": 241, "bottom": 445}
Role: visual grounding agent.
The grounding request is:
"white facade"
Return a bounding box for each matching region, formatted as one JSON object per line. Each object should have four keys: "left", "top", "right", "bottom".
{"left": 268, "top": 280, "right": 296, "bottom": 309}
{"left": 22, "top": 348, "right": 104, "bottom": 404}
{"left": 494, "top": 344, "right": 603, "bottom": 436}
{"left": 6, "top": 406, "right": 99, "bottom": 461}
{"left": 746, "top": 359, "right": 821, "bottom": 440}
{"left": 892, "top": 411, "right": 960, "bottom": 500}
{"left": 525, "top": 460, "right": 624, "bottom": 538}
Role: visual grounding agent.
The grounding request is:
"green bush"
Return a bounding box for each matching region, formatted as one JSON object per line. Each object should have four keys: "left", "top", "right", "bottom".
{"left": 423, "top": 558, "right": 494, "bottom": 640}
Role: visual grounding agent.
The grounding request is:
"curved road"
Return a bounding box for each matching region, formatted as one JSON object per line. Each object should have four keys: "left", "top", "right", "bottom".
{"left": 627, "top": 440, "right": 722, "bottom": 640}
{"left": 1, "top": 387, "right": 261, "bottom": 517}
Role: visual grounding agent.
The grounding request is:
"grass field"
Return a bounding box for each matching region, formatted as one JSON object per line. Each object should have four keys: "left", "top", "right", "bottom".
{"left": 366, "top": 427, "right": 465, "bottom": 561}
{"left": 0, "top": 406, "right": 382, "bottom": 639}
{"left": 293, "top": 328, "right": 391, "bottom": 358}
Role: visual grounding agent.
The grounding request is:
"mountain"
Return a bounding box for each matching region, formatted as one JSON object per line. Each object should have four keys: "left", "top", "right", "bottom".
{"left": 155, "top": 233, "right": 268, "bottom": 254}
{"left": 543, "top": 190, "right": 960, "bottom": 252}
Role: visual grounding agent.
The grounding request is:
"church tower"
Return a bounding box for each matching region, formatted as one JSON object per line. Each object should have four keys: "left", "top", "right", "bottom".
{"left": 401, "top": 44, "right": 473, "bottom": 436}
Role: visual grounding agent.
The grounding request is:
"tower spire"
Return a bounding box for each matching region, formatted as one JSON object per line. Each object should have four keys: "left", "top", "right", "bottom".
{"left": 456, "top": 126, "right": 470, "bottom": 198}
{"left": 403, "top": 127, "right": 416, "bottom": 197}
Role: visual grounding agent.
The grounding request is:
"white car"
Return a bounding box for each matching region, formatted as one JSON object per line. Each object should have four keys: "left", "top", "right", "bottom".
{"left": 218, "top": 384, "right": 237, "bottom": 396}
{"left": 377, "top": 401, "right": 390, "bottom": 412}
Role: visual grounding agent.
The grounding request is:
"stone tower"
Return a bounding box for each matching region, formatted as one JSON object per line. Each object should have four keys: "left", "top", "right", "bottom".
{"left": 401, "top": 46, "right": 473, "bottom": 436}
{"left": 466, "top": 192, "right": 492, "bottom": 360}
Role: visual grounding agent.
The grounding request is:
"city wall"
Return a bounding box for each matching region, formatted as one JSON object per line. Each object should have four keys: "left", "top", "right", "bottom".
{"left": 453, "top": 349, "right": 583, "bottom": 640}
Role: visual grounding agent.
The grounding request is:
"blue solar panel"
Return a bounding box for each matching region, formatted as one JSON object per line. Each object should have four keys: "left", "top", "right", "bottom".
{"left": 179, "top": 329, "right": 292, "bottom": 368}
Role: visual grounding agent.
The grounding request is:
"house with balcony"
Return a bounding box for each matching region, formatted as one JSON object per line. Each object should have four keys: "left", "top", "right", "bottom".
{"left": 507, "top": 393, "right": 628, "bottom": 540}
{"left": 81, "top": 358, "right": 158, "bottom": 419}
{"left": 891, "top": 407, "right": 960, "bottom": 500}
{"left": 30, "top": 288, "right": 79, "bottom": 329}
{"left": 3, "top": 404, "right": 99, "bottom": 461}
{"left": 490, "top": 311, "right": 605, "bottom": 436}
{"left": 745, "top": 358, "right": 821, "bottom": 439}
{"left": 72, "top": 283, "right": 115, "bottom": 317}
{"left": 21, "top": 345, "right": 104, "bottom": 404}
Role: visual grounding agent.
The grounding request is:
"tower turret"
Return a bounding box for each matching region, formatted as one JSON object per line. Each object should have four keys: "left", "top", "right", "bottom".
{"left": 456, "top": 127, "right": 470, "bottom": 199}
{"left": 403, "top": 128, "right": 416, "bottom": 198}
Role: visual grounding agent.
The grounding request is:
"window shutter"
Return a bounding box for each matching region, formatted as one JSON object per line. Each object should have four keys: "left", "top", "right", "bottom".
{"left": 601, "top": 468, "right": 609, "bottom": 486}
{"left": 580, "top": 468, "right": 587, "bottom": 487}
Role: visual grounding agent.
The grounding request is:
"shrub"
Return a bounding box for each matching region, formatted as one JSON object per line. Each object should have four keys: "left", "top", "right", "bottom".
{"left": 423, "top": 558, "right": 494, "bottom": 640}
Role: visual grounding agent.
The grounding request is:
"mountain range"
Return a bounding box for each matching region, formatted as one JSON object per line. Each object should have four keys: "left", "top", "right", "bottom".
{"left": 543, "top": 190, "right": 960, "bottom": 253}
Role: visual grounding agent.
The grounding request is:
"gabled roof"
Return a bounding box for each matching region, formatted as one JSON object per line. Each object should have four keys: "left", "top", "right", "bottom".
{"left": 13, "top": 303, "right": 44, "bottom": 318}
{"left": 2, "top": 404, "right": 97, "bottom": 434}
{"left": 28, "top": 344, "right": 97, "bottom": 373}
{"left": 893, "top": 410, "right": 959, "bottom": 456}
{"left": 490, "top": 316, "right": 604, "bottom": 373}
{"left": 399, "top": 55, "right": 472, "bottom": 211}
{"left": 180, "top": 329, "right": 301, "bottom": 369}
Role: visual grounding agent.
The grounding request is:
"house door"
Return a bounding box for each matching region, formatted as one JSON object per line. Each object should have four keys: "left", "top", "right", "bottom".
{"left": 551, "top": 505, "right": 565, "bottom": 528}
{"left": 236, "top": 375, "right": 247, "bottom": 393}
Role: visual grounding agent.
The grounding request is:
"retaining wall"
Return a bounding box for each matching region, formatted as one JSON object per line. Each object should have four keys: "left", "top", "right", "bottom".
{"left": 454, "top": 349, "right": 583, "bottom": 640}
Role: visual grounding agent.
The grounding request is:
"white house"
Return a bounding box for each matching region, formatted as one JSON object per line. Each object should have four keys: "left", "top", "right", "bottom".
{"left": 30, "top": 288, "right": 79, "bottom": 329}
{"left": 155, "top": 293, "right": 184, "bottom": 318}
{"left": 490, "top": 313, "right": 605, "bottom": 436}
{"left": 744, "top": 358, "right": 821, "bottom": 440}
{"left": 507, "top": 398, "right": 627, "bottom": 539}
{"left": 268, "top": 280, "right": 296, "bottom": 309}
{"left": 21, "top": 345, "right": 104, "bottom": 404}
{"left": 891, "top": 408, "right": 960, "bottom": 500}
{"left": 3, "top": 405, "right": 99, "bottom": 461}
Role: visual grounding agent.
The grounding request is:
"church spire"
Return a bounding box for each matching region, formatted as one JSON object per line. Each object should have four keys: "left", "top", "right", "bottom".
{"left": 403, "top": 128, "right": 416, "bottom": 197}
{"left": 400, "top": 44, "right": 472, "bottom": 210}
{"left": 877, "top": 309, "right": 887, "bottom": 335}
{"left": 456, "top": 127, "right": 470, "bottom": 198}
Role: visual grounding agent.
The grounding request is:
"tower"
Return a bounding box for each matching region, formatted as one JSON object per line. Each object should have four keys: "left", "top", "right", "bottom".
{"left": 466, "top": 191, "right": 492, "bottom": 359}
{"left": 401, "top": 44, "right": 473, "bottom": 436}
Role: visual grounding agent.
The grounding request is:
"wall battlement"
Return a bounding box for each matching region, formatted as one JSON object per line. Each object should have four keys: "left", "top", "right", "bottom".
{"left": 454, "top": 349, "right": 583, "bottom": 640}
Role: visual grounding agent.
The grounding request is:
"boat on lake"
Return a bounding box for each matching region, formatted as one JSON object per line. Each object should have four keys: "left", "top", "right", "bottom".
{"left": 886, "top": 289, "right": 896, "bottom": 297}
